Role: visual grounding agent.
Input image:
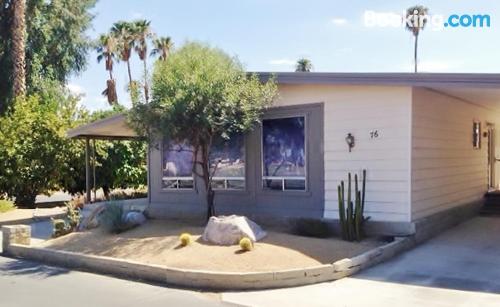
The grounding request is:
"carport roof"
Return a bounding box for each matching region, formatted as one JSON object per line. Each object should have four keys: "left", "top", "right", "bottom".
{"left": 67, "top": 113, "right": 139, "bottom": 140}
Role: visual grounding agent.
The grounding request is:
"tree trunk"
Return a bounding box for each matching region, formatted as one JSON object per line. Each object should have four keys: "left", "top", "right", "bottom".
{"left": 143, "top": 58, "right": 149, "bottom": 102}
{"left": 11, "top": 0, "right": 26, "bottom": 98}
{"left": 126, "top": 60, "right": 133, "bottom": 87}
{"left": 414, "top": 34, "right": 419, "bottom": 73}
{"left": 199, "top": 143, "right": 216, "bottom": 221}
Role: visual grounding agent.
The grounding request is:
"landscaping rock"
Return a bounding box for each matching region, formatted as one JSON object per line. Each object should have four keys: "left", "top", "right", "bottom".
{"left": 202, "top": 215, "right": 267, "bottom": 245}
{"left": 123, "top": 211, "right": 147, "bottom": 228}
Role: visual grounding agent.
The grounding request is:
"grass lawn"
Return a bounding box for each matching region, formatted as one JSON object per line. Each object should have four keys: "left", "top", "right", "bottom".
{"left": 0, "top": 200, "right": 16, "bottom": 213}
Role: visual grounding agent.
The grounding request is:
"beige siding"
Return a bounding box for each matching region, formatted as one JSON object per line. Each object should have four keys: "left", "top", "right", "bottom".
{"left": 411, "top": 87, "right": 500, "bottom": 220}
{"left": 276, "top": 85, "right": 412, "bottom": 222}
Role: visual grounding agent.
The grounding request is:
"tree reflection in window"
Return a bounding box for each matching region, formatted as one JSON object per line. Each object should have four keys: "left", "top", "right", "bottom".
{"left": 262, "top": 116, "right": 306, "bottom": 191}
{"left": 209, "top": 134, "right": 245, "bottom": 190}
{"left": 162, "top": 139, "right": 194, "bottom": 189}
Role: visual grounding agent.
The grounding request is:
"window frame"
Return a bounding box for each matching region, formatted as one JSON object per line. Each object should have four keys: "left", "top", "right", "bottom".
{"left": 160, "top": 139, "right": 195, "bottom": 191}
{"left": 209, "top": 134, "right": 247, "bottom": 191}
{"left": 260, "top": 114, "right": 308, "bottom": 192}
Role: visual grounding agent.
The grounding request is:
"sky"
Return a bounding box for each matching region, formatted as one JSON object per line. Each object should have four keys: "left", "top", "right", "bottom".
{"left": 69, "top": 0, "right": 500, "bottom": 111}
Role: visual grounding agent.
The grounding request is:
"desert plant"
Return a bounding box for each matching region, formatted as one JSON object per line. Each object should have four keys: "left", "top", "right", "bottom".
{"left": 65, "top": 202, "right": 81, "bottom": 229}
{"left": 292, "top": 218, "right": 331, "bottom": 238}
{"left": 0, "top": 199, "right": 16, "bottom": 213}
{"left": 179, "top": 233, "right": 192, "bottom": 246}
{"left": 239, "top": 237, "right": 253, "bottom": 251}
{"left": 337, "top": 170, "right": 369, "bottom": 241}
{"left": 98, "top": 203, "right": 138, "bottom": 233}
{"left": 51, "top": 218, "right": 71, "bottom": 237}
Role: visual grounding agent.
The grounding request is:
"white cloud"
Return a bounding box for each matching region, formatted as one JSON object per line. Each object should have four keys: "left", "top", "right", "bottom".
{"left": 331, "top": 18, "right": 348, "bottom": 26}
{"left": 66, "top": 83, "right": 85, "bottom": 96}
{"left": 269, "top": 58, "right": 295, "bottom": 66}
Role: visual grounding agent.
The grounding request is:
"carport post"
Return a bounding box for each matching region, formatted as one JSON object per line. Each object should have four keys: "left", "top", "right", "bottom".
{"left": 85, "top": 137, "right": 91, "bottom": 204}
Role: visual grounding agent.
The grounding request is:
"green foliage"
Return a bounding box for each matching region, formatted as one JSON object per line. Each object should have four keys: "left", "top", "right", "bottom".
{"left": 292, "top": 218, "right": 331, "bottom": 238}
{"left": 0, "top": 0, "right": 97, "bottom": 112}
{"left": 338, "top": 170, "right": 369, "bottom": 241}
{"left": 0, "top": 199, "right": 15, "bottom": 213}
{"left": 0, "top": 91, "right": 87, "bottom": 206}
{"left": 129, "top": 42, "right": 277, "bottom": 219}
{"left": 98, "top": 203, "right": 137, "bottom": 234}
{"left": 51, "top": 203, "right": 81, "bottom": 238}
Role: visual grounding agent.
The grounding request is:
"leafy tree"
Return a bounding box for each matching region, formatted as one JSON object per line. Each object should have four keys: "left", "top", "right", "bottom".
{"left": 151, "top": 36, "right": 173, "bottom": 61}
{"left": 295, "top": 58, "right": 313, "bottom": 72}
{"left": 0, "top": 90, "right": 87, "bottom": 207}
{"left": 405, "top": 5, "right": 429, "bottom": 73}
{"left": 0, "top": 0, "right": 97, "bottom": 113}
{"left": 87, "top": 107, "right": 147, "bottom": 198}
{"left": 129, "top": 42, "right": 277, "bottom": 219}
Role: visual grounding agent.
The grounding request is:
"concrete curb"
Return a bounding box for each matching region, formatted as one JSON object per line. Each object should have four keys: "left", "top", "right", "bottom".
{"left": 2, "top": 224, "right": 414, "bottom": 290}
{"left": 0, "top": 213, "right": 66, "bottom": 227}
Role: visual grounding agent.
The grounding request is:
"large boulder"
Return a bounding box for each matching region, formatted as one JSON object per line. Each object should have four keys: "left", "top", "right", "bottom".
{"left": 202, "top": 215, "right": 267, "bottom": 246}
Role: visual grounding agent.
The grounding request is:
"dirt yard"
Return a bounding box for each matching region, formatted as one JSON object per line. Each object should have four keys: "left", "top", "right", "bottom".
{"left": 41, "top": 219, "right": 382, "bottom": 272}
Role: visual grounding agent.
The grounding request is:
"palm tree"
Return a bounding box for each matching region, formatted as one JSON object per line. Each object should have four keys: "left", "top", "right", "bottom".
{"left": 133, "top": 20, "right": 154, "bottom": 102}
{"left": 405, "top": 5, "right": 429, "bottom": 73}
{"left": 96, "top": 34, "right": 118, "bottom": 104}
{"left": 296, "top": 58, "right": 313, "bottom": 72}
{"left": 11, "top": 0, "right": 26, "bottom": 98}
{"left": 111, "top": 21, "right": 135, "bottom": 87}
{"left": 150, "top": 36, "right": 174, "bottom": 61}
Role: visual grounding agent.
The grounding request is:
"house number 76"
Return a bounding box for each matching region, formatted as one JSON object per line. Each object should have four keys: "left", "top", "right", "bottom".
{"left": 370, "top": 130, "right": 379, "bottom": 139}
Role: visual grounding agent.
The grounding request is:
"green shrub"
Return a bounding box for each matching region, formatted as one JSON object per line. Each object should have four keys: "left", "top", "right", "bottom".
{"left": 292, "top": 218, "right": 332, "bottom": 238}
{"left": 0, "top": 199, "right": 16, "bottom": 213}
{"left": 52, "top": 218, "right": 72, "bottom": 238}
{"left": 98, "top": 203, "right": 137, "bottom": 234}
{"left": 239, "top": 237, "right": 253, "bottom": 252}
{"left": 51, "top": 204, "right": 81, "bottom": 238}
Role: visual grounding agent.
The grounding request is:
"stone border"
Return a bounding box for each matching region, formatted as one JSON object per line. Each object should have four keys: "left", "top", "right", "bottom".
{"left": 2, "top": 224, "right": 414, "bottom": 290}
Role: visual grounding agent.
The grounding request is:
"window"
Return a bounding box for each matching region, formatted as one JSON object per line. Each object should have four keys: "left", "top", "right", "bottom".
{"left": 209, "top": 134, "right": 245, "bottom": 190}
{"left": 162, "top": 140, "right": 194, "bottom": 189}
{"left": 473, "top": 121, "right": 481, "bottom": 149}
{"left": 262, "top": 116, "right": 306, "bottom": 191}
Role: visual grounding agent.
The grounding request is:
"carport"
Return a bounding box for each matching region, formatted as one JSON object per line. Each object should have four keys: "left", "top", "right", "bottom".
{"left": 66, "top": 114, "right": 143, "bottom": 203}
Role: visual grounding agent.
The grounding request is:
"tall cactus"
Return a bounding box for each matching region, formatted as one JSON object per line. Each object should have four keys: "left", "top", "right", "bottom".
{"left": 337, "top": 170, "right": 368, "bottom": 241}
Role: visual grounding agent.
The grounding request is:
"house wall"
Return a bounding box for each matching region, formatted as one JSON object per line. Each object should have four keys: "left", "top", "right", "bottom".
{"left": 411, "top": 87, "right": 500, "bottom": 220}
{"left": 275, "top": 84, "right": 413, "bottom": 222}
{"left": 147, "top": 84, "right": 413, "bottom": 223}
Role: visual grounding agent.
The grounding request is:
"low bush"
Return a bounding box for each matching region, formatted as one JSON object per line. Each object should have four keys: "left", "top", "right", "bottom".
{"left": 98, "top": 203, "right": 144, "bottom": 234}
{"left": 292, "top": 218, "right": 332, "bottom": 238}
{"left": 51, "top": 203, "right": 81, "bottom": 238}
{"left": 239, "top": 237, "right": 253, "bottom": 252}
{"left": 0, "top": 199, "right": 16, "bottom": 213}
{"left": 179, "top": 233, "right": 192, "bottom": 246}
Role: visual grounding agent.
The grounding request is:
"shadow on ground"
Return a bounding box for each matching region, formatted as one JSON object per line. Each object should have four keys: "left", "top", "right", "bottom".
{"left": 0, "top": 257, "right": 69, "bottom": 279}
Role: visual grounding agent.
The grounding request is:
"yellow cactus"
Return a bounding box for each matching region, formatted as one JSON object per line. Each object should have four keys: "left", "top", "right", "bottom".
{"left": 239, "top": 237, "right": 253, "bottom": 251}
{"left": 179, "top": 233, "right": 192, "bottom": 246}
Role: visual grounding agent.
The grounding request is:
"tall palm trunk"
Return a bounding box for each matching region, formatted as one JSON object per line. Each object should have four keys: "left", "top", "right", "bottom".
{"left": 11, "top": 0, "right": 26, "bottom": 98}
{"left": 414, "top": 34, "right": 419, "bottom": 73}
{"left": 143, "top": 58, "right": 149, "bottom": 102}
{"left": 126, "top": 60, "right": 133, "bottom": 87}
